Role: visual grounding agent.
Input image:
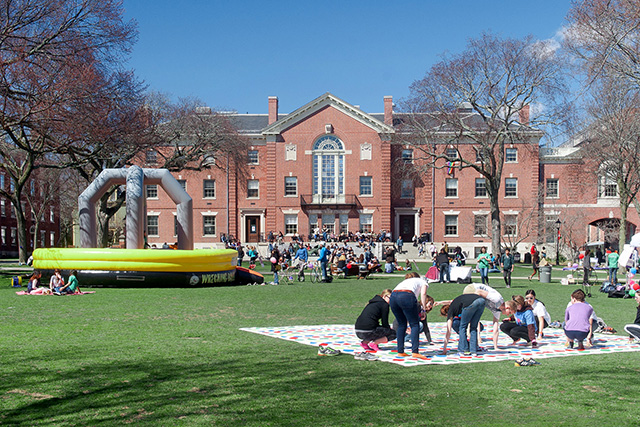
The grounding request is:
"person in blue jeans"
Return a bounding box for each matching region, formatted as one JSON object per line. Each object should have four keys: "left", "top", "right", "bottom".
{"left": 389, "top": 272, "right": 430, "bottom": 360}
{"left": 318, "top": 242, "right": 329, "bottom": 282}
{"left": 608, "top": 249, "right": 620, "bottom": 285}
{"left": 477, "top": 246, "right": 491, "bottom": 285}
{"left": 441, "top": 293, "right": 486, "bottom": 356}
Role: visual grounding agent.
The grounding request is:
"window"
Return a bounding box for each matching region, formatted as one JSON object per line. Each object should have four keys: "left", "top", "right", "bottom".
{"left": 339, "top": 214, "right": 348, "bottom": 234}
{"left": 599, "top": 176, "right": 617, "bottom": 198}
{"left": 284, "top": 177, "right": 298, "bottom": 196}
{"left": 203, "top": 215, "right": 216, "bottom": 236}
{"left": 1, "top": 227, "right": 5, "bottom": 245}
{"left": 401, "top": 180, "right": 414, "bottom": 199}
{"left": 146, "top": 184, "right": 158, "bottom": 199}
{"left": 313, "top": 135, "right": 345, "bottom": 203}
{"left": 545, "top": 217, "right": 559, "bottom": 244}
{"left": 248, "top": 150, "right": 259, "bottom": 165}
{"left": 402, "top": 149, "right": 413, "bottom": 163}
{"left": 30, "top": 181, "right": 35, "bottom": 196}
{"left": 50, "top": 231, "right": 55, "bottom": 246}
{"left": 0, "top": 173, "right": 3, "bottom": 189}
{"left": 147, "top": 215, "right": 159, "bottom": 236}
{"left": 50, "top": 207, "right": 54, "bottom": 222}
{"left": 474, "top": 215, "right": 488, "bottom": 236}
{"left": 445, "top": 148, "right": 458, "bottom": 159}
{"left": 475, "top": 178, "right": 487, "bottom": 197}
{"left": 10, "top": 227, "right": 16, "bottom": 244}
{"left": 505, "top": 148, "right": 518, "bottom": 162}
{"left": 284, "top": 214, "right": 298, "bottom": 235}
{"left": 503, "top": 214, "right": 517, "bottom": 236}
{"left": 145, "top": 150, "right": 157, "bottom": 164}
{"left": 445, "top": 215, "right": 458, "bottom": 236}
{"left": 360, "top": 214, "right": 373, "bottom": 233}
{"left": 1, "top": 200, "right": 4, "bottom": 217}
{"left": 247, "top": 180, "right": 259, "bottom": 198}
{"left": 445, "top": 178, "right": 458, "bottom": 197}
{"left": 546, "top": 178, "right": 559, "bottom": 198}
{"left": 40, "top": 230, "right": 45, "bottom": 247}
{"left": 309, "top": 214, "right": 318, "bottom": 232}
{"left": 174, "top": 216, "right": 178, "bottom": 237}
{"left": 359, "top": 176, "right": 372, "bottom": 196}
{"left": 203, "top": 180, "right": 215, "bottom": 198}
{"left": 505, "top": 178, "right": 518, "bottom": 197}
{"left": 322, "top": 214, "right": 335, "bottom": 233}
{"left": 177, "top": 179, "right": 186, "bottom": 191}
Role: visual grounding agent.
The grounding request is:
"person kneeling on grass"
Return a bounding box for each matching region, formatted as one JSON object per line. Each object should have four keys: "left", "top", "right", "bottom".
{"left": 624, "top": 291, "right": 640, "bottom": 342}
{"left": 564, "top": 289, "right": 593, "bottom": 350}
{"left": 500, "top": 296, "right": 538, "bottom": 348}
{"left": 355, "top": 289, "right": 396, "bottom": 352}
{"left": 440, "top": 293, "right": 486, "bottom": 356}
{"left": 57, "top": 270, "right": 79, "bottom": 295}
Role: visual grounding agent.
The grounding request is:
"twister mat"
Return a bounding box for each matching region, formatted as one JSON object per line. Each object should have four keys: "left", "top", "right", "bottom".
{"left": 240, "top": 323, "right": 640, "bottom": 366}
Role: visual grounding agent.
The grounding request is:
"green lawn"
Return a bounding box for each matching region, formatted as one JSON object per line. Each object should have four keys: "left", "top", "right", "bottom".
{"left": 1, "top": 264, "right": 639, "bottom": 426}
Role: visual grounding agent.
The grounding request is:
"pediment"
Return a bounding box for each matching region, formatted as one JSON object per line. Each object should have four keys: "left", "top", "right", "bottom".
{"left": 262, "top": 92, "right": 395, "bottom": 136}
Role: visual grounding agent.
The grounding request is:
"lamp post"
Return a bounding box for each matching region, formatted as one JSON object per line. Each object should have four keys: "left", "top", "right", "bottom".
{"left": 555, "top": 219, "right": 562, "bottom": 266}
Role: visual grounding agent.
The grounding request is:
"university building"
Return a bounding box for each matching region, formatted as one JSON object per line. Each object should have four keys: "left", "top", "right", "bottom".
{"left": 143, "top": 92, "right": 639, "bottom": 258}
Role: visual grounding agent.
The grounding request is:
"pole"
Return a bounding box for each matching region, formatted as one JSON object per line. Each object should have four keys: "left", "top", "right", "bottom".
{"left": 555, "top": 220, "right": 561, "bottom": 266}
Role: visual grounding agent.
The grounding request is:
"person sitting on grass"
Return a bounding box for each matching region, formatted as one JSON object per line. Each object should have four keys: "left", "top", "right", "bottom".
{"left": 355, "top": 289, "right": 396, "bottom": 352}
{"left": 624, "top": 291, "right": 640, "bottom": 342}
{"left": 440, "top": 293, "right": 486, "bottom": 356}
{"left": 564, "top": 289, "right": 593, "bottom": 350}
{"left": 27, "top": 270, "right": 49, "bottom": 295}
{"left": 500, "top": 296, "right": 538, "bottom": 348}
{"left": 57, "top": 270, "right": 79, "bottom": 295}
{"left": 525, "top": 289, "right": 551, "bottom": 340}
{"left": 49, "top": 269, "right": 64, "bottom": 292}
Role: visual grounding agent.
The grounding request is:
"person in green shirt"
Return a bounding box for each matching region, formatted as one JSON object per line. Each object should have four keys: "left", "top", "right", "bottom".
{"left": 58, "top": 270, "right": 79, "bottom": 294}
{"left": 501, "top": 248, "right": 515, "bottom": 288}
{"left": 477, "top": 246, "right": 491, "bottom": 285}
{"left": 608, "top": 250, "right": 620, "bottom": 285}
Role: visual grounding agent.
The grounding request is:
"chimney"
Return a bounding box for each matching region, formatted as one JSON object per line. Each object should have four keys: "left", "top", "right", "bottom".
{"left": 268, "top": 96, "right": 279, "bottom": 124}
{"left": 519, "top": 104, "right": 530, "bottom": 125}
{"left": 384, "top": 96, "right": 393, "bottom": 125}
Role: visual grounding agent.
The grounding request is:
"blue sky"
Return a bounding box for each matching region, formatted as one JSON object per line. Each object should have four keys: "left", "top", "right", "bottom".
{"left": 122, "top": 1, "right": 571, "bottom": 115}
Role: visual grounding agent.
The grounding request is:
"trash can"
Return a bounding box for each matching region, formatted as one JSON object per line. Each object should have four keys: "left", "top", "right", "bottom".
{"left": 540, "top": 265, "right": 552, "bottom": 283}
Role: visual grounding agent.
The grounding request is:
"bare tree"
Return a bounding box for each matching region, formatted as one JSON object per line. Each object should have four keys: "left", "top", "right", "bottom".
{"left": 565, "top": 0, "right": 640, "bottom": 87}
{"left": 0, "top": 0, "right": 136, "bottom": 262}
{"left": 400, "top": 33, "right": 569, "bottom": 255}
{"left": 579, "top": 78, "right": 640, "bottom": 249}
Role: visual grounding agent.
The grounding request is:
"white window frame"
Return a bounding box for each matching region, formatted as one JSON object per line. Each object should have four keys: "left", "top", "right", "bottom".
{"left": 203, "top": 215, "right": 216, "bottom": 236}
{"left": 546, "top": 178, "right": 559, "bottom": 198}
{"left": 146, "top": 184, "right": 158, "bottom": 199}
{"left": 284, "top": 214, "right": 298, "bottom": 235}
{"left": 444, "top": 215, "right": 458, "bottom": 236}
{"left": 505, "top": 178, "right": 518, "bottom": 198}
{"left": 503, "top": 214, "right": 518, "bottom": 237}
{"left": 359, "top": 213, "right": 373, "bottom": 233}
{"left": 474, "top": 214, "right": 488, "bottom": 237}
{"left": 203, "top": 179, "right": 216, "bottom": 199}
{"left": 401, "top": 180, "right": 414, "bottom": 199}
{"left": 147, "top": 215, "right": 159, "bottom": 237}
{"left": 284, "top": 176, "right": 298, "bottom": 197}
{"left": 505, "top": 147, "right": 518, "bottom": 163}
{"left": 359, "top": 176, "right": 372, "bottom": 196}
{"left": 248, "top": 150, "right": 259, "bottom": 165}
{"left": 475, "top": 178, "right": 487, "bottom": 198}
{"left": 445, "top": 178, "right": 458, "bottom": 198}
{"left": 247, "top": 179, "right": 259, "bottom": 199}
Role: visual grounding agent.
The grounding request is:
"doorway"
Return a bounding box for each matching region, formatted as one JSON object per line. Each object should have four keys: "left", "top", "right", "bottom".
{"left": 245, "top": 216, "right": 260, "bottom": 243}
{"left": 399, "top": 215, "right": 415, "bottom": 242}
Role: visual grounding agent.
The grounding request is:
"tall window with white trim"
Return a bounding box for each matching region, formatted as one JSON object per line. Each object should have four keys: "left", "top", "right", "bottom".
{"left": 312, "top": 135, "right": 344, "bottom": 203}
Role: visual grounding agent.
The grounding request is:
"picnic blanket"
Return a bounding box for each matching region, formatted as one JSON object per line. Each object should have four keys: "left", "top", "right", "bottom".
{"left": 15, "top": 291, "right": 96, "bottom": 296}
{"left": 241, "top": 323, "right": 640, "bottom": 367}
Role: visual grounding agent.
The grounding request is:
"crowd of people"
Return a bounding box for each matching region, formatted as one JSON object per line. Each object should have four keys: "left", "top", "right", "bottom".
{"left": 348, "top": 273, "right": 640, "bottom": 360}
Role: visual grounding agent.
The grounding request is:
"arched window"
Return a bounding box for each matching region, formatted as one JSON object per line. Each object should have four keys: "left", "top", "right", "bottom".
{"left": 312, "top": 135, "right": 345, "bottom": 203}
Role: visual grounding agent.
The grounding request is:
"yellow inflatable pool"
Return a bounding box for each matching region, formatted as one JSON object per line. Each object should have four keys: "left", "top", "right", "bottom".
{"left": 31, "top": 248, "right": 258, "bottom": 287}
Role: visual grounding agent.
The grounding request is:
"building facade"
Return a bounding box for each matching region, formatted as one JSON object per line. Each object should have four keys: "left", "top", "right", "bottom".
{"left": 143, "top": 93, "right": 639, "bottom": 257}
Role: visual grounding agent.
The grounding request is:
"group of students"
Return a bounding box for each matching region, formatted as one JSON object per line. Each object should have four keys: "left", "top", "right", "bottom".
{"left": 25, "top": 269, "right": 79, "bottom": 295}
{"left": 353, "top": 274, "right": 640, "bottom": 359}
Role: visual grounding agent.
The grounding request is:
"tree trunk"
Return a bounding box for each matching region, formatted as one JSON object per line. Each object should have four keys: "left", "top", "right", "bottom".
{"left": 490, "top": 190, "right": 502, "bottom": 256}
{"left": 13, "top": 194, "right": 29, "bottom": 264}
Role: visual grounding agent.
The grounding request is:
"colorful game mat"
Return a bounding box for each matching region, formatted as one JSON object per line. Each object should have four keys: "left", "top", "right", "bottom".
{"left": 240, "top": 323, "right": 640, "bottom": 366}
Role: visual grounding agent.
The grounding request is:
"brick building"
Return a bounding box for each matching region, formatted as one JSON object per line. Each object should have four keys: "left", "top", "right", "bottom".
{"left": 143, "top": 93, "right": 639, "bottom": 258}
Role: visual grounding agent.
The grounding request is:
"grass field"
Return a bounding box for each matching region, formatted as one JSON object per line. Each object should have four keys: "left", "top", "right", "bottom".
{"left": 1, "top": 263, "right": 639, "bottom": 426}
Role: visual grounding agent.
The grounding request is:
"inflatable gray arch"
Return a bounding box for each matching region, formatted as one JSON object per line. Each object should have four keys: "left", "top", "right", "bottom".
{"left": 78, "top": 166, "right": 193, "bottom": 250}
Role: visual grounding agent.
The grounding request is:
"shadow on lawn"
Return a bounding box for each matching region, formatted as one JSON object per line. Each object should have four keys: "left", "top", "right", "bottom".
{"left": 3, "top": 350, "right": 640, "bottom": 425}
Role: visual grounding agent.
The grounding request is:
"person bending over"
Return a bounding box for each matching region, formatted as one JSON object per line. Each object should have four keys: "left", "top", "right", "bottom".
{"left": 624, "top": 291, "right": 640, "bottom": 342}
{"left": 441, "top": 293, "right": 486, "bottom": 356}
{"left": 389, "top": 272, "right": 430, "bottom": 360}
{"left": 355, "top": 289, "right": 396, "bottom": 352}
{"left": 500, "top": 296, "right": 538, "bottom": 348}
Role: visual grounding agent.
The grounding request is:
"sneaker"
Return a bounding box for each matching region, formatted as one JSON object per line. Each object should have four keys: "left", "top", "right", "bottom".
{"left": 360, "top": 341, "right": 372, "bottom": 351}
{"left": 456, "top": 352, "right": 468, "bottom": 357}
{"left": 396, "top": 352, "right": 410, "bottom": 357}
{"left": 526, "top": 358, "right": 541, "bottom": 365}
{"left": 412, "top": 353, "right": 428, "bottom": 360}
{"left": 354, "top": 352, "right": 379, "bottom": 361}
{"left": 318, "top": 345, "right": 340, "bottom": 356}
{"left": 368, "top": 342, "right": 380, "bottom": 352}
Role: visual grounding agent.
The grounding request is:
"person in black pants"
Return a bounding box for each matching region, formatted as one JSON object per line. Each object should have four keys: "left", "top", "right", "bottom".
{"left": 435, "top": 248, "right": 451, "bottom": 283}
